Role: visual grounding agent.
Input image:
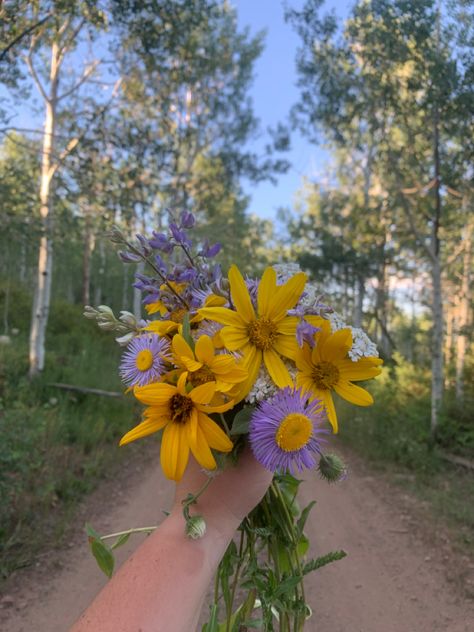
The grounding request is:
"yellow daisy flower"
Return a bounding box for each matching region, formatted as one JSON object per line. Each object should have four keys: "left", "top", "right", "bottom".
{"left": 171, "top": 333, "right": 247, "bottom": 392}
{"left": 198, "top": 265, "right": 307, "bottom": 399}
{"left": 295, "top": 320, "right": 383, "bottom": 433}
{"left": 119, "top": 372, "right": 234, "bottom": 481}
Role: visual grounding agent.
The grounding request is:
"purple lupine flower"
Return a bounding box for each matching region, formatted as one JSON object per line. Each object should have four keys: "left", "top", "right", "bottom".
{"left": 149, "top": 232, "right": 174, "bottom": 253}
{"left": 296, "top": 319, "right": 321, "bottom": 348}
{"left": 136, "top": 234, "right": 152, "bottom": 257}
{"left": 118, "top": 250, "right": 142, "bottom": 263}
{"left": 249, "top": 388, "right": 328, "bottom": 474}
{"left": 180, "top": 210, "right": 195, "bottom": 228}
{"left": 199, "top": 240, "right": 221, "bottom": 258}
{"left": 119, "top": 334, "right": 171, "bottom": 387}
{"left": 169, "top": 223, "right": 192, "bottom": 248}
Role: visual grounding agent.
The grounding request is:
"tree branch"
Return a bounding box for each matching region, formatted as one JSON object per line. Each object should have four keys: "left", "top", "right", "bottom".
{"left": 0, "top": 13, "right": 52, "bottom": 62}
{"left": 57, "top": 60, "right": 100, "bottom": 102}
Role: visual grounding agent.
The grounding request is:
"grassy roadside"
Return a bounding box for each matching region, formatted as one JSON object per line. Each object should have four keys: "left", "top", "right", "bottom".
{"left": 0, "top": 296, "right": 141, "bottom": 579}
{"left": 336, "top": 359, "right": 474, "bottom": 554}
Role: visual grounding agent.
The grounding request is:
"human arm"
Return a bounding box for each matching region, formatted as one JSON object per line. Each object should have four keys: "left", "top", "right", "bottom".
{"left": 71, "top": 446, "right": 273, "bottom": 632}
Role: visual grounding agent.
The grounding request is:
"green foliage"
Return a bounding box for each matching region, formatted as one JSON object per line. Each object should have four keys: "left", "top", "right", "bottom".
{"left": 202, "top": 479, "right": 346, "bottom": 632}
{"left": 0, "top": 287, "right": 137, "bottom": 577}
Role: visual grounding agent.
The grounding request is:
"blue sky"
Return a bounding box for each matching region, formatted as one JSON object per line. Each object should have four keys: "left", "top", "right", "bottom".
{"left": 235, "top": 0, "right": 351, "bottom": 222}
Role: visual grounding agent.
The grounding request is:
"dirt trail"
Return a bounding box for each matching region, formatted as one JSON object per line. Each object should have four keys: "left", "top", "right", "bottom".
{"left": 2, "top": 451, "right": 473, "bottom": 632}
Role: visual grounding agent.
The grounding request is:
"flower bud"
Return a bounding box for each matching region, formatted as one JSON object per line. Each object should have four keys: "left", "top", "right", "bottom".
{"left": 108, "top": 225, "right": 125, "bottom": 244}
{"left": 185, "top": 515, "right": 207, "bottom": 540}
{"left": 97, "top": 305, "right": 114, "bottom": 317}
{"left": 115, "top": 332, "right": 136, "bottom": 346}
{"left": 119, "top": 311, "right": 138, "bottom": 328}
{"left": 318, "top": 453, "right": 347, "bottom": 483}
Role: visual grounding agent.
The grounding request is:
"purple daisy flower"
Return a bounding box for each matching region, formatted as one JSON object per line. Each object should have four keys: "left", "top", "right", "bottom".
{"left": 119, "top": 335, "right": 171, "bottom": 387}
{"left": 249, "top": 388, "right": 328, "bottom": 474}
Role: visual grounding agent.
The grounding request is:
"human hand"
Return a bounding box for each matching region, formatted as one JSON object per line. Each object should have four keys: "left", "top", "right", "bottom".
{"left": 173, "top": 443, "right": 274, "bottom": 538}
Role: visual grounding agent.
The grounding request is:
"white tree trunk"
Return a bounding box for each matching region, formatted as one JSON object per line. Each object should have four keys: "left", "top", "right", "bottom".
{"left": 455, "top": 216, "right": 473, "bottom": 400}
{"left": 29, "top": 43, "right": 58, "bottom": 377}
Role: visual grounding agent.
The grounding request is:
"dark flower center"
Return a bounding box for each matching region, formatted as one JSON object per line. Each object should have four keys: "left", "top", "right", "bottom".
{"left": 191, "top": 365, "right": 215, "bottom": 386}
{"left": 169, "top": 393, "right": 194, "bottom": 424}
{"left": 311, "top": 361, "right": 340, "bottom": 390}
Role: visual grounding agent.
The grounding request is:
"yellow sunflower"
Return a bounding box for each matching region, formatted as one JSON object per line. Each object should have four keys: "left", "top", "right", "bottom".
{"left": 119, "top": 372, "right": 234, "bottom": 481}
{"left": 295, "top": 319, "right": 383, "bottom": 433}
{"left": 198, "top": 265, "right": 307, "bottom": 400}
{"left": 171, "top": 333, "right": 247, "bottom": 392}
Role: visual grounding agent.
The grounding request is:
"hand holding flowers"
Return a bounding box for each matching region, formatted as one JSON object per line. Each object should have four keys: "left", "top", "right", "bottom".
{"left": 83, "top": 211, "right": 382, "bottom": 630}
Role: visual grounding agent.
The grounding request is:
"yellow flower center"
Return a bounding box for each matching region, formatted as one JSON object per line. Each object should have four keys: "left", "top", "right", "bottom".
{"left": 311, "top": 361, "right": 340, "bottom": 389}
{"left": 247, "top": 318, "right": 278, "bottom": 350}
{"left": 169, "top": 393, "right": 194, "bottom": 424}
{"left": 170, "top": 308, "right": 186, "bottom": 323}
{"left": 135, "top": 349, "right": 154, "bottom": 371}
{"left": 191, "top": 365, "right": 215, "bottom": 386}
{"left": 276, "top": 413, "right": 313, "bottom": 452}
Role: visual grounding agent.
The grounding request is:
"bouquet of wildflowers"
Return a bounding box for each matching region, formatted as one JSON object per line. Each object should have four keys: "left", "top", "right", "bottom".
{"left": 84, "top": 211, "right": 382, "bottom": 630}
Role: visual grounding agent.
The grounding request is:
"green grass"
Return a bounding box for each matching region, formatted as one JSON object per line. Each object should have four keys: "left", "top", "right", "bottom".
{"left": 336, "top": 355, "right": 474, "bottom": 552}
{"left": 0, "top": 294, "right": 141, "bottom": 578}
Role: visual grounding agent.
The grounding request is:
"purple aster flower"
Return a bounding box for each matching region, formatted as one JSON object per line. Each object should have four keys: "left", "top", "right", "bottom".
{"left": 249, "top": 388, "right": 328, "bottom": 474}
{"left": 119, "top": 335, "right": 171, "bottom": 387}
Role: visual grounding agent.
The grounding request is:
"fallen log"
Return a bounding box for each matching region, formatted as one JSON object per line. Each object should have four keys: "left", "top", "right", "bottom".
{"left": 438, "top": 450, "right": 474, "bottom": 471}
{"left": 47, "top": 382, "right": 124, "bottom": 398}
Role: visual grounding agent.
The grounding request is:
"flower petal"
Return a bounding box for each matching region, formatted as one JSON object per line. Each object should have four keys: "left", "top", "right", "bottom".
{"left": 233, "top": 344, "right": 262, "bottom": 402}
{"left": 320, "top": 328, "right": 353, "bottom": 362}
{"left": 195, "top": 335, "right": 215, "bottom": 364}
{"left": 189, "top": 424, "right": 217, "bottom": 471}
{"left": 219, "top": 325, "right": 249, "bottom": 351}
{"left": 176, "top": 371, "right": 188, "bottom": 394}
{"left": 134, "top": 382, "right": 176, "bottom": 405}
{"left": 263, "top": 347, "right": 293, "bottom": 388}
{"left": 172, "top": 334, "right": 194, "bottom": 362}
{"left": 119, "top": 415, "right": 168, "bottom": 446}
{"left": 257, "top": 267, "right": 277, "bottom": 318}
{"left": 319, "top": 390, "right": 338, "bottom": 433}
{"left": 334, "top": 380, "right": 374, "bottom": 406}
{"left": 198, "top": 306, "right": 244, "bottom": 327}
{"left": 267, "top": 272, "right": 307, "bottom": 322}
{"left": 228, "top": 264, "right": 256, "bottom": 323}
{"left": 198, "top": 413, "right": 233, "bottom": 452}
{"left": 275, "top": 316, "right": 299, "bottom": 336}
{"left": 190, "top": 381, "right": 217, "bottom": 405}
{"left": 273, "top": 334, "right": 299, "bottom": 360}
{"left": 160, "top": 423, "right": 189, "bottom": 481}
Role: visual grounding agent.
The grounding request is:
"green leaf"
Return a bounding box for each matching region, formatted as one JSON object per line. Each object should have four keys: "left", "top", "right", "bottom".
{"left": 182, "top": 313, "right": 194, "bottom": 351}
{"left": 303, "top": 549, "right": 347, "bottom": 575}
{"left": 111, "top": 532, "right": 131, "bottom": 550}
{"left": 296, "top": 500, "right": 316, "bottom": 540}
{"left": 230, "top": 405, "right": 255, "bottom": 435}
{"left": 86, "top": 523, "right": 115, "bottom": 579}
{"left": 202, "top": 604, "right": 219, "bottom": 632}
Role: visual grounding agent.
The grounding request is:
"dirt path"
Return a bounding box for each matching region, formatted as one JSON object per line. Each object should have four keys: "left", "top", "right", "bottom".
{"left": 2, "top": 450, "right": 473, "bottom": 631}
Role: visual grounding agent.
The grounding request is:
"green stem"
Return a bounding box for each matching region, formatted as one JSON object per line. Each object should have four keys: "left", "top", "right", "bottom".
{"left": 101, "top": 526, "right": 157, "bottom": 540}
{"left": 226, "top": 528, "right": 245, "bottom": 631}
{"left": 182, "top": 475, "right": 214, "bottom": 520}
{"left": 219, "top": 413, "right": 231, "bottom": 437}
